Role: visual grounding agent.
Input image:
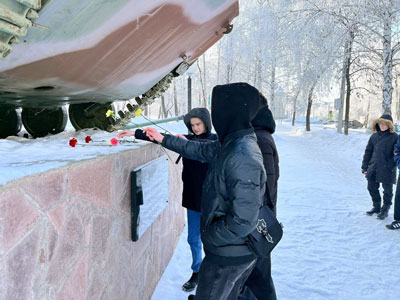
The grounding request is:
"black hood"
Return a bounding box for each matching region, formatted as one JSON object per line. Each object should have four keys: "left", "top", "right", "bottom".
{"left": 251, "top": 105, "right": 276, "bottom": 134}
{"left": 211, "top": 83, "right": 260, "bottom": 143}
{"left": 183, "top": 108, "right": 212, "bottom": 135}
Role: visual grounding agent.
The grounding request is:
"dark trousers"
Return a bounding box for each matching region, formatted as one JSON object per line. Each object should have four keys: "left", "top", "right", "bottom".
{"left": 367, "top": 173, "right": 393, "bottom": 206}
{"left": 237, "top": 255, "right": 276, "bottom": 300}
{"left": 393, "top": 177, "right": 400, "bottom": 220}
{"left": 194, "top": 255, "right": 256, "bottom": 300}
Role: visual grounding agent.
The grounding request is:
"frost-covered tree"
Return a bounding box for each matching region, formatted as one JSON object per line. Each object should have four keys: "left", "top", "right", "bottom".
{"left": 328, "top": 0, "right": 400, "bottom": 115}
{"left": 279, "top": 0, "right": 345, "bottom": 130}
{"left": 146, "top": 0, "right": 400, "bottom": 130}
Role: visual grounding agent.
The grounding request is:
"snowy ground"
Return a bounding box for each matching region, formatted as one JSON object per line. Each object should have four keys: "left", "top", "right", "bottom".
{"left": 152, "top": 122, "right": 400, "bottom": 300}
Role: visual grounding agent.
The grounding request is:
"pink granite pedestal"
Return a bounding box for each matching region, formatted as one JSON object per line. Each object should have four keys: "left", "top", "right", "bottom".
{"left": 0, "top": 144, "right": 184, "bottom": 300}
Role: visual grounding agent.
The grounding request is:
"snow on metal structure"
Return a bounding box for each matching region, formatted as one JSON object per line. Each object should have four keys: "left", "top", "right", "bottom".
{"left": 0, "top": 0, "right": 44, "bottom": 57}
{"left": 0, "top": 0, "right": 239, "bottom": 137}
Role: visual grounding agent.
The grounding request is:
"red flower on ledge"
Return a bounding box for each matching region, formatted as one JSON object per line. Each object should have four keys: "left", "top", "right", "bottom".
{"left": 69, "top": 138, "right": 78, "bottom": 147}
{"left": 69, "top": 136, "right": 122, "bottom": 147}
{"left": 107, "top": 137, "right": 119, "bottom": 146}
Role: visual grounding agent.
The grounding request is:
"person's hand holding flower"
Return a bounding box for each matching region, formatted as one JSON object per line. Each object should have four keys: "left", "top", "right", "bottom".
{"left": 143, "top": 127, "right": 164, "bottom": 143}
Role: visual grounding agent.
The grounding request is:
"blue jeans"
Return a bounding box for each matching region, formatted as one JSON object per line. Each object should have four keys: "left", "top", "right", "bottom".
{"left": 187, "top": 209, "right": 202, "bottom": 272}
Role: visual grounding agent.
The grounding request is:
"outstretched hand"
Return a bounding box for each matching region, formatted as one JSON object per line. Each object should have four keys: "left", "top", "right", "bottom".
{"left": 117, "top": 130, "right": 135, "bottom": 138}
{"left": 143, "top": 127, "right": 164, "bottom": 143}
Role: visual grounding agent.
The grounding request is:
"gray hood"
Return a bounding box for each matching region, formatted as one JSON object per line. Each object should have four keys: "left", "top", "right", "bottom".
{"left": 184, "top": 108, "right": 212, "bottom": 134}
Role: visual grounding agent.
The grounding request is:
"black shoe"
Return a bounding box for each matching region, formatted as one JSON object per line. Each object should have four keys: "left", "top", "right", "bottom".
{"left": 182, "top": 272, "right": 199, "bottom": 292}
{"left": 188, "top": 295, "right": 195, "bottom": 300}
{"left": 377, "top": 204, "right": 391, "bottom": 220}
{"left": 386, "top": 220, "right": 400, "bottom": 230}
{"left": 366, "top": 206, "right": 381, "bottom": 216}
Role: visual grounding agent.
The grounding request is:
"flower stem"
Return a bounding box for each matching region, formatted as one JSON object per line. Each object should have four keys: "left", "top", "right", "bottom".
{"left": 159, "top": 144, "right": 173, "bottom": 161}
{"left": 142, "top": 115, "right": 173, "bottom": 135}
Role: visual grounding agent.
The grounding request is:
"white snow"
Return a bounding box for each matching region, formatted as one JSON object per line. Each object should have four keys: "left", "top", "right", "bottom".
{"left": 0, "top": 116, "right": 187, "bottom": 186}
{"left": 151, "top": 121, "right": 400, "bottom": 300}
{"left": 2, "top": 0, "right": 227, "bottom": 68}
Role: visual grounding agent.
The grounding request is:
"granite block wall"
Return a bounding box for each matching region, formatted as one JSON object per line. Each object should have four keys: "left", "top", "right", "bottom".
{"left": 0, "top": 143, "right": 184, "bottom": 300}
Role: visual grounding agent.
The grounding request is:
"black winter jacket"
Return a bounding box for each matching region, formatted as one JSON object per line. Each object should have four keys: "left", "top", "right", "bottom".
{"left": 362, "top": 116, "right": 398, "bottom": 184}
{"left": 252, "top": 105, "right": 279, "bottom": 214}
{"left": 394, "top": 136, "right": 400, "bottom": 168}
{"left": 181, "top": 108, "right": 217, "bottom": 212}
{"left": 163, "top": 129, "right": 265, "bottom": 264}
{"left": 162, "top": 83, "right": 265, "bottom": 265}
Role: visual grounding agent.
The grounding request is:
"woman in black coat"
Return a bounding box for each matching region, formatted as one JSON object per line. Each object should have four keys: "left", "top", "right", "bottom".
{"left": 362, "top": 114, "right": 398, "bottom": 220}
{"left": 238, "top": 96, "right": 279, "bottom": 300}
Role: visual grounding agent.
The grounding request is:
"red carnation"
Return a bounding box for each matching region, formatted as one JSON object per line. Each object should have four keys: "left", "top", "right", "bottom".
{"left": 69, "top": 138, "right": 78, "bottom": 147}
{"left": 110, "top": 137, "right": 119, "bottom": 146}
{"left": 85, "top": 136, "right": 92, "bottom": 143}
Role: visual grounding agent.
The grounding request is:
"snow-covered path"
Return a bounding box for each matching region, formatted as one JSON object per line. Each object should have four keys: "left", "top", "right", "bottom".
{"left": 152, "top": 122, "right": 400, "bottom": 300}
{"left": 274, "top": 124, "right": 400, "bottom": 299}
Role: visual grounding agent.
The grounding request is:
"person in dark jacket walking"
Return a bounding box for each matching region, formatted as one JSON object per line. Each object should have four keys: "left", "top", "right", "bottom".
{"left": 238, "top": 95, "right": 279, "bottom": 300}
{"left": 134, "top": 83, "right": 265, "bottom": 300}
{"left": 180, "top": 108, "right": 217, "bottom": 291}
{"left": 387, "top": 135, "right": 400, "bottom": 230}
{"left": 362, "top": 114, "right": 398, "bottom": 220}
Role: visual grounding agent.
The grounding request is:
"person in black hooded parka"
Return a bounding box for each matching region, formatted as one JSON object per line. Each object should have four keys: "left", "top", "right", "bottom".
{"left": 362, "top": 114, "right": 398, "bottom": 220}
{"left": 238, "top": 95, "right": 279, "bottom": 300}
{"left": 253, "top": 94, "right": 279, "bottom": 215}
{"left": 132, "top": 83, "right": 266, "bottom": 300}
{"left": 180, "top": 108, "right": 217, "bottom": 291}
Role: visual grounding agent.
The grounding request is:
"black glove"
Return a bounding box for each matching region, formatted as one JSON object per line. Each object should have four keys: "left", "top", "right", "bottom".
{"left": 134, "top": 129, "right": 166, "bottom": 144}
{"left": 134, "top": 129, "right": 152, "bottom": 142}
